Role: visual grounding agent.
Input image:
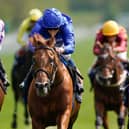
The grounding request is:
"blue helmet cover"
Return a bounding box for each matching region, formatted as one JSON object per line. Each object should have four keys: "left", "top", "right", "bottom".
{"left": 43, "top": 8, "right": 63, "bottom": 28}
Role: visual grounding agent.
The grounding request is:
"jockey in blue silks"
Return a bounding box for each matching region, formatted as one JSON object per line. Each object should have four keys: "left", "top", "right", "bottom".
{"left": 20, "top": 8, "right": 84, "bottom": 103}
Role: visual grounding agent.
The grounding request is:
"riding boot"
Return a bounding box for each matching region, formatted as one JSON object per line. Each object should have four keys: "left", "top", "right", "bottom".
{"left": 0, "top": 59, "right": 10, "bottom": 88}
{"left": 88, "top": 68, "right": 96, "bottom": 91}
{"left": 59, "top": 56, "right": 84, "bottom": 103}
{"left": 74, "top": 68, "right": 84, "bottom": 103}
{"left": 121, "top": 60, "right": 129, "bottom": 87}
{"left": 88, "top": 60, "right": 99, "bottom": 91}
{"left": 75, "top": 80, "right": 84, "bottom": 103}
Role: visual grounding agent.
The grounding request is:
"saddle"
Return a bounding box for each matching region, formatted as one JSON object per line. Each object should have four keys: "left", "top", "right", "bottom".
{"left": 59, "top": 55, "right": 84, "bottom": 93}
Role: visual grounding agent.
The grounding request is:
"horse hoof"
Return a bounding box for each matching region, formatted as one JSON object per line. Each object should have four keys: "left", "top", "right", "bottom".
{"left": 24, "top": 119, "right": 30, "bottom": 125}
{"left": 11, "top": 122, "right": 17, "bottom": 129}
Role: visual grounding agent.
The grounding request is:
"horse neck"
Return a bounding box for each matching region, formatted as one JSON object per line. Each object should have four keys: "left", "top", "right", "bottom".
{"left": 54, "top": 60, "right": 66, "bottom": 86}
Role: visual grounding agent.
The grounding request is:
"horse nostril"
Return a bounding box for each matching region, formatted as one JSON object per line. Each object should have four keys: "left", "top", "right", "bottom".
{"left": 35, "top": 83, "right": 39, "bottom": 88}
{"left": 44, "top": 82, "right": 49, "bottom": 87}
{"left": 35, "top": 82, "right": 49, "bottom": 88}
{"left": 35, "top": 82, "right": 42, "bottom": 88}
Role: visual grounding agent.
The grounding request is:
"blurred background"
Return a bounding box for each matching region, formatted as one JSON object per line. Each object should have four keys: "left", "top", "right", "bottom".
{"left": 1, "top": 0, "right": 129, "bottom": 32}
{"left": 1, "top": 0, "right": 129, "bottom": 53}
{"left": 0, "top": 0, "right": 129, "bottom": 129}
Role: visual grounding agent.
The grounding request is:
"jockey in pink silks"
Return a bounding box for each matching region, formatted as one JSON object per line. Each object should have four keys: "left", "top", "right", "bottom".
{"left": 88, "top": 20, "right": 128, "bottom": 90}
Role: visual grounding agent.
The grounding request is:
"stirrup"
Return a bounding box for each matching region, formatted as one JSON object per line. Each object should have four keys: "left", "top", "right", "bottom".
{"left": 19, "top": 82, "right": 25, "bottom": 88}
{"left": 78, "top": 83, "right": 84, "bottom": 94}
{"left": 3, "top": 75, "right": 10, "bottom": 87}
{"left": 4, "top": 80, "right": 10, "bottom": 87}
{"left": 75, "top": 93, "right": 82, "bottom": 103}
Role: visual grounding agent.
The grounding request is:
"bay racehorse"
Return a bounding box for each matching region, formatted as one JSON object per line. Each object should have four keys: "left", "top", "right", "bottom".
{"left": 28, "top": 34, "right": 81, "bottom": 129}
{"left": 11, "top": 47, "right": 32, "bottom": 128}
{"left": 92, "top": 44, "right": 127, "bottom": 129}
{"left": 0, "top": 79, "right": 6, "bottom": 111}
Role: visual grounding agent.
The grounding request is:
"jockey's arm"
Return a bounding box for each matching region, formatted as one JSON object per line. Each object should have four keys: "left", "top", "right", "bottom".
{"left": 113, "top": 27, "right": 128, "bottom": 53}
{"left": 61, "top": 23, "right": 75, "bottom": 55}
{"left": 93, "top": 41, "right": 103, "bottom": 56}
{"left": 93, "top": 30, "right": 104, "bottom": 56}
{"left": 113, "top": 40, "right": 127, "bottom": 53}
{"left": 17, "top": 18, "right": 30, "bottom": 46}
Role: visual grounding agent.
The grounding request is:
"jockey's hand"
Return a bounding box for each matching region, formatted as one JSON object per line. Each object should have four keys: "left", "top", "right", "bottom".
{"left": 96, "top": 41, "right": 103, "bottom": 48}
{"left": 55, "top": 47, "right": 64, "bottom": 55}
{"left": 111, "top": 41, "right": 116, "bottom": 48}
{"left": 112, "top": 47, "right": 118, "bottom": 53}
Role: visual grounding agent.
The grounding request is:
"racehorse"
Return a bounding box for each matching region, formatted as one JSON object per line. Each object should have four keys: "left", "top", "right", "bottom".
{"left": 92, "top": 44, "right": 127, "bottom": 129}
{"left": 28, "top": 34, "right": 81, "bottom": 129}
{"left": 11, "top": 47, "right": 32, "bottom": 129}
{"left": 0, "top": 79, "right": 6, "bottom": 111}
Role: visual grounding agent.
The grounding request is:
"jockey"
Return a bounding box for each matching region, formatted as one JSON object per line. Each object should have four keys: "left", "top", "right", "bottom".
{"left": 15, "top": 8, "right": 42, "bottom": 65}
{"left": 0, "top": 19, "right": 9, "bottom": 88}
{"left": 20, "top": 8, "right": 84, "bottom": 103}
{"left": 88, "top": 20, "right": 128, "bottom": 89}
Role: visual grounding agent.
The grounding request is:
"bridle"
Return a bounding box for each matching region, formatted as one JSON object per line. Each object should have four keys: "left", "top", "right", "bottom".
{"left": 95, "top": 58, "right": 126, "bottom": 87}
{"left": 33, "top": 46, "right": 57, "bottom": 87}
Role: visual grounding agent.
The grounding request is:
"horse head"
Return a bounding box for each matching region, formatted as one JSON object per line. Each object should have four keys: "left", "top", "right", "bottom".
{"left": 30, "top": 34, "right": 60, "bottom": 96}
{"left": 95, "top": 44, "right": 126, "bottom": 87}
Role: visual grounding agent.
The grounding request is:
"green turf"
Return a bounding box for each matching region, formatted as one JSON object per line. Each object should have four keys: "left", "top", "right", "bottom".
{"left": 0, "top": 39, "right": 128, "bottom": 129}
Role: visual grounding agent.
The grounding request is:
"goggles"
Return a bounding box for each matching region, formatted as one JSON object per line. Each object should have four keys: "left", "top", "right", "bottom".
{"left": 47, "top": 28, "right": 59, "bottom": 30}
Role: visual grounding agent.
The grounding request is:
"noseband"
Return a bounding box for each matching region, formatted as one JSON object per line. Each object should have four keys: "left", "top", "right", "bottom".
{"left": 33, "top": 46, "right": 57, "bottom": 86}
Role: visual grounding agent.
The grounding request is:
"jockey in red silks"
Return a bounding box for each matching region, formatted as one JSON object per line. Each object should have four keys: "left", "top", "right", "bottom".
{"left": 88, "top": 20, "right": 129, "bottom": 89}
{"left": 0, "top": 19, "right": 10, "bottom": 89}
{"left": 20, "top": 8, "right": 84, "bottom": 103}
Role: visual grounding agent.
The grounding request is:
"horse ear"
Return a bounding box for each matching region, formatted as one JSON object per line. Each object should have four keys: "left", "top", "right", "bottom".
{"left": 31, "top": 34, "right": 48, "bottom": 47}
{"left": 29, "top": 34, "right": 40, "bottom": 47}
{"left": 35, "top": 34, "right": 47, "bottom": 45}
{"left": 29, "top": 36, "right": 36, "bottom": 47}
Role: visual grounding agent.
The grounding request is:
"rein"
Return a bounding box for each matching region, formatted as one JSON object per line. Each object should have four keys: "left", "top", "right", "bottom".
{"left": 95, "top": 68, "right": 127, "bottom": 87}
{"left": 34, "top": 45, "right": 55, "bottom": 53}
{"left": 0, "top": 81, "right": 6, "bottom": 94}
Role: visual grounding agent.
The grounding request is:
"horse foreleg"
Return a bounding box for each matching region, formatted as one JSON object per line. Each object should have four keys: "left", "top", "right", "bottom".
{"left": 11, "top": 94, "right": 18, "bottom": 129}
{"left": 57, "top": 109, "right": 71, "bottom": 129}
{"left": 24, "top": 103, "right": 30, "bottom": 125}
{"left": 128, "top": 116, "right": 129, "bottom": 129}
{"left": 117, "top": 105, "right": 126, "bottom": 129}
{"left": 32, "top": 117, "right": 45, "bottom": 129}
{"left": 95, "top": 101, "right": 108, "bottom": 129}
{"left": 103, "top": 111, "right": 109, "bottom": 129}
{"left": 67, "top": 101, "right": 80, "bottom": 129}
